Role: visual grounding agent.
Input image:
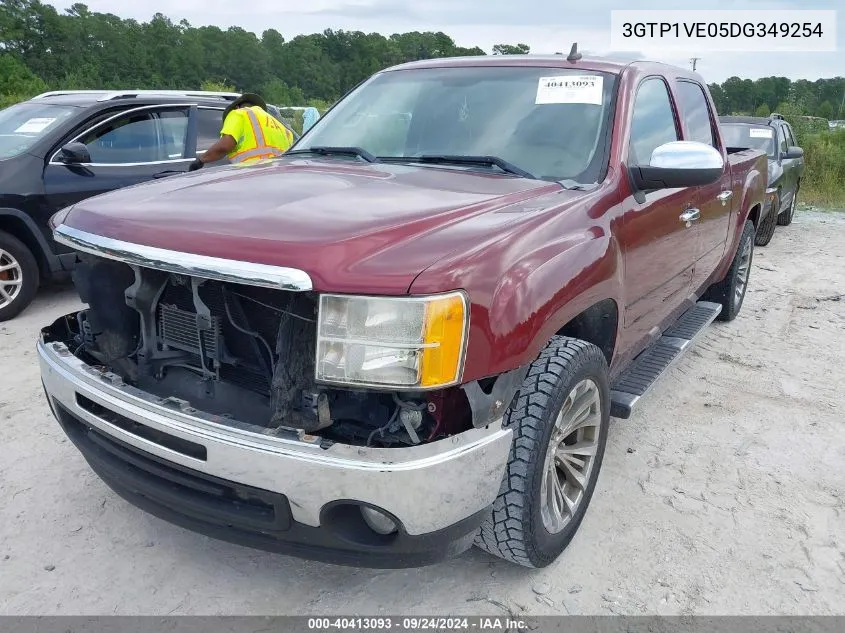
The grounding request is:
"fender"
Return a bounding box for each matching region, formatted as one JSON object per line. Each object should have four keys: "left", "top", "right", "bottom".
{"left": 714, "top": 159, "right": 765, "bottom": 283}
{"left": 0, "top": 207, "right": 62, "bottom": 273}
{"left": 487, "top": 228, "right": 622, "bottom": 374}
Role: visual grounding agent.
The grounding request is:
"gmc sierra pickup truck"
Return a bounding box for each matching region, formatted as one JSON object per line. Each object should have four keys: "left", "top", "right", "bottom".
{"left": 38, "top": 54, "right": 767, "bottom": 569}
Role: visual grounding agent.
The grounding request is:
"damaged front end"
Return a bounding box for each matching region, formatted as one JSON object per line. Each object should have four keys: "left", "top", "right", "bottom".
{"left": 44, "top": 247, "right": 523, "bottom": 449}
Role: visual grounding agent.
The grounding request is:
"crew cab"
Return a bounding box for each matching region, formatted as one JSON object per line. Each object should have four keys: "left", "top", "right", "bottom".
{"left": 38, "top": 55, "right": 766, "bottom": 569}
{"left": 720, "top": 114, "right": 805, "bottom": 245}
{"left": 0, "top": 90, "right": 297, "bottom": 321}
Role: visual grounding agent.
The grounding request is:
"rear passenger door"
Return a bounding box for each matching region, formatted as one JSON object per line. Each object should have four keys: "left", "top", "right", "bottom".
{"left": 674, "top": 80, "right": 732, "bottom": 291}
{"left": 779, "top": 122, "right": 801, "bottom": 208}
{"left": 619, "top": 77, "right": 697, "bottom": 346}
{"left": 42, "top": 104, "right": 198, "bottom": 213}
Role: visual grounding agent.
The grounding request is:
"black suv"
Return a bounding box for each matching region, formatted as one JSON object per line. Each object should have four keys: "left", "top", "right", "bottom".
{"left": 720, "top": 113, "right": 805, "bottom": 246}
{"left": 0, "top": 90, "right": 297, "bottom": 321}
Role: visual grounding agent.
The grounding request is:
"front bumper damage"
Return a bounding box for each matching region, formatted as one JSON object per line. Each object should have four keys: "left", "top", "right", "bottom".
{"left": 38, "top": 324, "right": 513, "bottom": 567}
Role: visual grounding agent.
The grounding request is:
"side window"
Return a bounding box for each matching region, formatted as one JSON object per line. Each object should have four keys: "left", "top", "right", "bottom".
{"left": 778, "top": 126, "right": 788, "bottom": 155}
{"left": 675, "top": 81, "right": 716, "bottom": 147}
{"left": 629, "top": 78, "right": 679, "bottom": 166}
{"left": 784, "top": 124, "right": 797, "bottom": 148}
{"left": 156, "top": 109, "right": 189, "bottom": 159}
{"left": 79, "top": 110, "right": 158, "bottom": 163}
{"left": 77, "top": 107, "right": 188, "bottom": 164}
{"left": 197, "top": 108, "right": 223, "bottom": 153}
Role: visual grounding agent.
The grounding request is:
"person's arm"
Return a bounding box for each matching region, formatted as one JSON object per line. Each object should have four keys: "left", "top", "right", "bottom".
{"left": 189, "top": 110, "right": 242, "bottom": 170}
{"left": 198, "top": 135, "right": 236, "bottom": 164}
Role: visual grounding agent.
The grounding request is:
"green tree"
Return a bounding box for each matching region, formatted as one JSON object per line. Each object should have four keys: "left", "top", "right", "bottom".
{"left": 492, "top": 43, "right": 530, "bottom": 55}
{"left": 755, "top": 103, "right": 771, "bottom": 117}
{"left": 817, "top": 101, "right": 834, "bottom": 120}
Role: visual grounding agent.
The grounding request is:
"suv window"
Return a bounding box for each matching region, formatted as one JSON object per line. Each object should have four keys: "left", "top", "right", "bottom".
{"left": 157, "top": 110, "right": 189, "bottom": 159}
{"left": 197, "top": 108, "right": 223, "bottom": 153}
{"left": 777, "top": 126, "right": 788, "bottom": 155}
{"left": 77, "top": 107, "right": 188, "bottom": 164}
{"left": 783, "top": 123, "right": 797, "bottom": 148}
{"left": 629, "top": 78, "right": 679, "bottom": 166}
{"left": 675, "top": 81, "right": 716, "bottom": 147}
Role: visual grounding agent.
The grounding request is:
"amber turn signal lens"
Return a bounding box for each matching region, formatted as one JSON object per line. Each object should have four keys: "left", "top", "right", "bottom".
{"left": 420, "top": 292, "right": 468, "bottom": 387}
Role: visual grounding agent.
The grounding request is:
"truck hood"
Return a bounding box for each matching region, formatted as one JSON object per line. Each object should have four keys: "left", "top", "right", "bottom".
{"left": 61, "top": 157, "right": 568, "bottom": 293}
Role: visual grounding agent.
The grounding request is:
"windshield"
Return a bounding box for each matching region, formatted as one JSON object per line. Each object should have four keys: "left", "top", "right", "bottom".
{"left": 296, "top": 66, "right": 617, "bottom": 183}
{"left": 720, "top": 123, "right": 776, "bottom": 157}
{"left": 0, "top": 102, "right": 77, "bottom": 159}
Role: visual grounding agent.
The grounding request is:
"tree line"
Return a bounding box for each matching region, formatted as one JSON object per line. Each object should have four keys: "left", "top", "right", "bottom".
{"left": 1, "top": 0, "right": 844, "bottom": 120}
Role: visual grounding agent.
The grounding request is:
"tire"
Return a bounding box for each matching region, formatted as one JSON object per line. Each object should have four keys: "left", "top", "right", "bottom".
{"left": 777, "top": 184, "right": 798, "bottom": 226}
{"left": 474, "top": 336, "right": 610, "bottom": 568}
{"left": 0, "top": 231, "right": 40, "bottom": 322}
{"left": 702, "top": 220, "right": 754, "bottom": 322}
{"left": 754, "top": 193, "right": 778, "bottom": 246}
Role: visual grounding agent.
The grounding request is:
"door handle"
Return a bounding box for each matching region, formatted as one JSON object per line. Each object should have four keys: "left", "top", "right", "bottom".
{"left": 717, "top": 191, "right": 733, "bottom": 205}
{"left": 679, "top": 208, "right": 701, "bottom": 223}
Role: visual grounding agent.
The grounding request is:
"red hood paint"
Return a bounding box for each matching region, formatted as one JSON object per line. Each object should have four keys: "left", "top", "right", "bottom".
{"left": 63, "top": 157, "right": 573, "bottom": 293}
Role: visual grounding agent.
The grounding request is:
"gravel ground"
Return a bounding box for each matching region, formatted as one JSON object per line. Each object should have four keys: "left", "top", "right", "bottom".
{"left": 1, "top": 209, "right": 843, "bottom": 616}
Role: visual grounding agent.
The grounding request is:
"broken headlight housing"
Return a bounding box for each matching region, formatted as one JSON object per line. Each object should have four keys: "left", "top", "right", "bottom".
{"left": 316, "top": 291, "right": 468, "bottom": 389}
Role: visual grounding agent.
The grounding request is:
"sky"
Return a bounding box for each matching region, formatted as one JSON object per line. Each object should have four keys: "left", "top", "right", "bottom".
{"left": 46, "top": 0, "right": 844, "bottom": 83}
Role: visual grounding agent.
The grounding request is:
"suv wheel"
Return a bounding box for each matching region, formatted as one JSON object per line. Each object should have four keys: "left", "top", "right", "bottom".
{"left": 755, "top": 193, "right": 778, "bottom": 246}
{"left": 778, "top": 184, "right": 798, "bottom": 226}
{"left": 474, "top": 336, "right": 610, "bottom": 568}
{"left": 703, "top": 220, "right": 754, "bottom": 322}
{"left": 0, "top": 232, "right": 40, "bottom": 322}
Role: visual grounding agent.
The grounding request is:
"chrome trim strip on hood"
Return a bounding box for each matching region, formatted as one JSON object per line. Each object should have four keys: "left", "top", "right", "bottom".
{"left": 53, "top": 224, "right": 313, "bottom": 291}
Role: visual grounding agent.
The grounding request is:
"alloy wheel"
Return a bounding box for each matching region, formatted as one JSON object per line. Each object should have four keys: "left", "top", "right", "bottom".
{"left": 0, "top": 249, "right": 23, "bottom": 310}
{"left": 734, "top": 235, "right": 752, "bottom": 306}
{"left": 540, "top": 378, "right": 603, "bottom": 534}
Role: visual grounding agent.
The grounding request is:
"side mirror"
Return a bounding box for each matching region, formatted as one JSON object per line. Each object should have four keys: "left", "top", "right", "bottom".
{"left": 57, "top": 142, "right": 91, "bottom": 164}
{"left": 631, "top": 141, "right": 724, "bottom": 190}
{"left": 783, "top": 146, "right": 803, "bottom": 160}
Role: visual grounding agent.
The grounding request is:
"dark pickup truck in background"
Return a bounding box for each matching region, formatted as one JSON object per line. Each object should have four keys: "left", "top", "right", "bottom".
{"left": 38, "top": 54, "right": 766, "bottom": 569}
{"left": 720, "top": 114, "right": 805, "bottom": 245}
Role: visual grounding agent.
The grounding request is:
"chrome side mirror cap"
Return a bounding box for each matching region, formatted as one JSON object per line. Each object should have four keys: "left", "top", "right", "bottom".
{"left": 631, "top": 141, "right": 725, "bottom": 190}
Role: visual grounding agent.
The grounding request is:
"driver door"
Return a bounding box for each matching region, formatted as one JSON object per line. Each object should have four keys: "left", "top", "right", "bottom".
{"left": 43, "top": 104, "right": 199, "bottom": 213}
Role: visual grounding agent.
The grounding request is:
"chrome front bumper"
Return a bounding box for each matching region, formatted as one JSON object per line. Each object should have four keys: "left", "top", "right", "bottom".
{"left": 38, "top": 338, "right": 512, "bottom": 536}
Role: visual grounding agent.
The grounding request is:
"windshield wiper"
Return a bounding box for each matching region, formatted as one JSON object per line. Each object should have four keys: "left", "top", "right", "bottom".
{"left": 380, "top": 154, "right": 536, "bottom": 179}
{"left": 286, "top": 146, "right": 378, "bottom": 163}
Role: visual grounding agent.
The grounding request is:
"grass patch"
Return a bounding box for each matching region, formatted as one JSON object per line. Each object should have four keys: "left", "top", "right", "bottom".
{"left": 799, "top": 129, "right": 845, "bottom": 208}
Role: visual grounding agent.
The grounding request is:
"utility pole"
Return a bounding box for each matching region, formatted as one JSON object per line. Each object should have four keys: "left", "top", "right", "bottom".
{"left": 690, "top": 57, "right": 700, "bottom": 71}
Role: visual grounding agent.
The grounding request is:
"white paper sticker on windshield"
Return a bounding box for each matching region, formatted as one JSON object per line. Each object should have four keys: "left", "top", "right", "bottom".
{"left": 535, "top": 75, "right": 603, "bottom": 105}
{"left": 749, "top": 128, "right": 773, "bottom": 138}
{"left": 14, "top": 117, "right": 56, "bottom": 134}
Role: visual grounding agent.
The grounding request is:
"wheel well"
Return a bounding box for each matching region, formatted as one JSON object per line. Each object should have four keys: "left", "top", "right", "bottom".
{"left": 555, "top": 298, "right": 618, "bottom": 364}
{"left": 748, "top": 203, "right": 762, "bottom": 229}
{"left": 0, "top": 215, "right": 49, "bottom": 278}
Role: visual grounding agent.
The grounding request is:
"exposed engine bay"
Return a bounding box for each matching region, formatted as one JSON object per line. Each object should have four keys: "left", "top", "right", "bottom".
{"left": 56, "top": 254, "right": 490, "bottom": 447}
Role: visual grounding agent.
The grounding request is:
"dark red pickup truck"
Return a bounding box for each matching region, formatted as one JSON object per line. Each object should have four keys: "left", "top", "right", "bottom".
{"left": 38, "top": 54, "right": 766, "bottom": 569}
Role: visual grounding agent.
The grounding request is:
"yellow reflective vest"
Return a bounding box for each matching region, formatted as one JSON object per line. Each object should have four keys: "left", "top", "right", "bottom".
{"left": 220, "top": 106, "right": 294, "bottom": 164}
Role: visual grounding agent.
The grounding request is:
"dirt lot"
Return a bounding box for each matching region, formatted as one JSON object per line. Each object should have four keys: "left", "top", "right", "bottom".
{"left": 1, "top": 210, "right": 843, "bottom": 616}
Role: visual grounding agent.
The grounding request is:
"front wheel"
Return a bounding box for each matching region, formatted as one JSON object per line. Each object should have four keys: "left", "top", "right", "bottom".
{"left": 778, "top": 185, "right": 798, "bottom": 226}
{"left": 474, "top": 336, "right": 610, "bottom": 568}
{"left": 703, "top": 220, "right": 755, "bottom": 322}
{"left": 755, "top": 194, "right": 778, "bottom": 246}
{"left": 0, "top": 231, "right": 40, "bottom": 322}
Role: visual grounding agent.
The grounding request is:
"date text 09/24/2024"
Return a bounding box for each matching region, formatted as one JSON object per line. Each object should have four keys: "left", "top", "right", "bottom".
{"left": 621, "top": 22, "right": 825, "bottom": 38}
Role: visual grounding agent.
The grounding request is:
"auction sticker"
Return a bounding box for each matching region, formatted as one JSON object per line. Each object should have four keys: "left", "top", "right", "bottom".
{"left": 749, "top": 128, "right": 774, "bottom": 137}
{"left": 536, "top": 75, "right": 603, "bottom": 105}
{"left": 14, "top": 117, "right": 56, "bottom": 133}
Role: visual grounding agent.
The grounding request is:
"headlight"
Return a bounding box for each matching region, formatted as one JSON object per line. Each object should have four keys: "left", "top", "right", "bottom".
{"left": 316, "top": 291, "right": 468, "bottom": 389}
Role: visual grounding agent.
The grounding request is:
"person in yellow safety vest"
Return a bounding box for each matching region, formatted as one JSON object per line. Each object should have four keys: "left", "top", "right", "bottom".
{"left": 188, "top": 93, "right": 294, "bottom": 170}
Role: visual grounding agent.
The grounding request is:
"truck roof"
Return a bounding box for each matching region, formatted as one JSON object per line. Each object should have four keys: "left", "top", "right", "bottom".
{"left": 383, "top": 54, "right": 700, "bottom": 79}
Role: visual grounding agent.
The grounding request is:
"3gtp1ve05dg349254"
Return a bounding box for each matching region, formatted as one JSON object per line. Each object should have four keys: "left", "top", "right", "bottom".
{"left": 38, "top": 54, "right": 766, "bottom": 568}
